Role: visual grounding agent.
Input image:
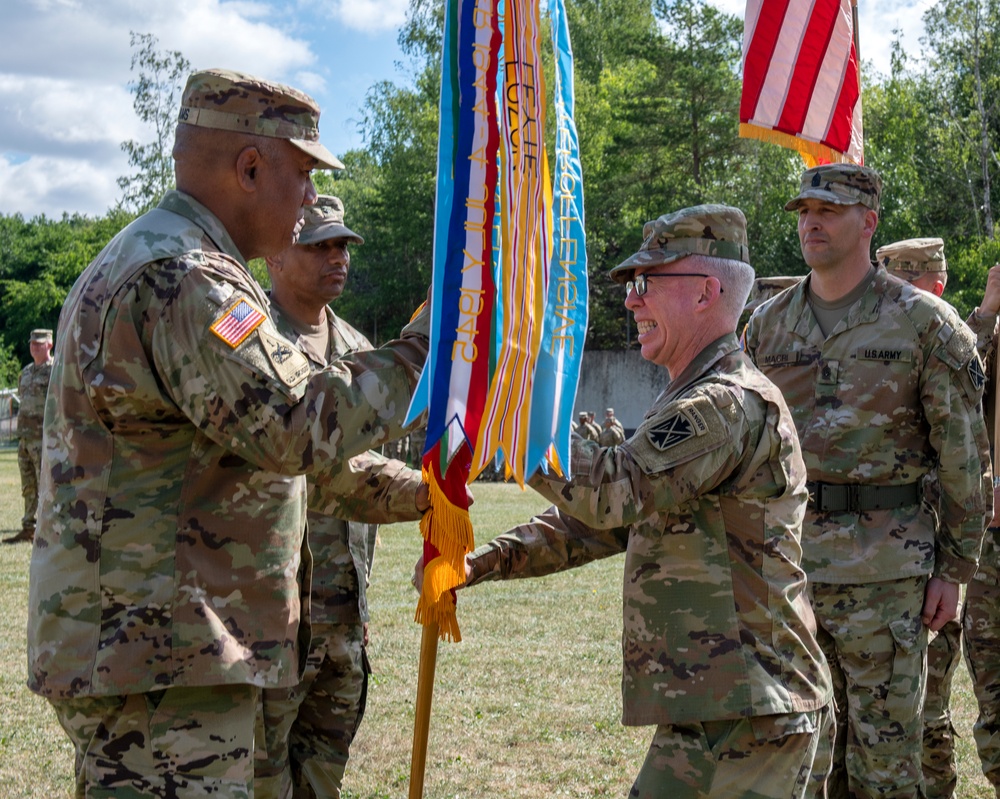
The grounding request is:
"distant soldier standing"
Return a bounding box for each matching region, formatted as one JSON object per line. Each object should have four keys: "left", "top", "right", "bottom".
{"left": 746, "top": 165, "right": 991, "bottom": 798}
{"left": 257, "top": 195, "right": 428, "bottom": 799}
{"left": 4, "top": 329, "right": 53, "bottom": 545}
{"left": 598, "top": 407, "right": 625, "bottom": 447}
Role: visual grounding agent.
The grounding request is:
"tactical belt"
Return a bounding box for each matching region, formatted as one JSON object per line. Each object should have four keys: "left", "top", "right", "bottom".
{"left": 806, "top": 481, "right": 922, "bottom": 513}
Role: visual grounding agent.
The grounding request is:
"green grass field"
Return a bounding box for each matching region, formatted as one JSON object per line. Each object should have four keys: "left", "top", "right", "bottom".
{"left": 0, "top": 452, "right": 994, "bottom": 797}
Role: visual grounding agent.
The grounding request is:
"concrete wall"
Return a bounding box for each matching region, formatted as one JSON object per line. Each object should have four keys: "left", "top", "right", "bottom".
{"left": 573, "top": 349, "right": 664, "bottom": 433}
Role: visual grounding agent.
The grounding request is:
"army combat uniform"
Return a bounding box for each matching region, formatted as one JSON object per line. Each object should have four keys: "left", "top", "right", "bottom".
{"left": 15, "top": 348, "right": 51, "bottom": 539}
{"left": 468, "top": 334, "right": 833, "bottom": 797}
{"left": 963, "top": 305, "right": 1000, "bottom": 793}
{"left": 745, "top": 266, "right": 991, "bottom": 798}
{"left": 257, "top": 299, "right": 426, "bottom": 799}
{"left": 27, "top": 179, "right": 429, "bottom": 797}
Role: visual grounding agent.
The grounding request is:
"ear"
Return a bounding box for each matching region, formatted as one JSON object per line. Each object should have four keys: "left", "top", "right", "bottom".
{"left": 862, "top": 209, "right": 878, "bottom": 237}
{"left": 235, "top": 145, "right": 263, "bottom": 193}
{"left": 696, "top": 277, "right": 723, "bottom": 311}
{"left": 932, "top": 280, "right": 945, "bottom": 298}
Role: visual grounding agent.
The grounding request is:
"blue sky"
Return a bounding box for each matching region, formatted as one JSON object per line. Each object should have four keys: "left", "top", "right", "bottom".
{"left": 0, "top": 0, "right": 932, "bottom": 219}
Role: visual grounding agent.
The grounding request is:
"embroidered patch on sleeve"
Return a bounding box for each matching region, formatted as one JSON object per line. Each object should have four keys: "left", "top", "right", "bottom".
{"left": 647, "top": 405, "right": 708, "bottom": 451}
{"left": 969, "top": 355, "right": 986, "bottom": 391}
{"left": 211, "top": 299, "right": 266, "bottom": 348}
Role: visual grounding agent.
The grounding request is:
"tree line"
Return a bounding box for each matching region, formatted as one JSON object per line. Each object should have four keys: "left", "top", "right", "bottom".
{"left": 1, "top": 0, "right": 998, "bottom": 383}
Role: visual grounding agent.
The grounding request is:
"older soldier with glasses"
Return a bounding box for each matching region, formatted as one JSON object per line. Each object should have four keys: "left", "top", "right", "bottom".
{"left": 436, "top": 204, "right": 833, "bottom": 797}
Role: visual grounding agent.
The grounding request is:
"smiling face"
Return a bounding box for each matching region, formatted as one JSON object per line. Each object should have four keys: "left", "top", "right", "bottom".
{"left": 796, "top": 198, "right": 874, "bottom": 273}
{"left": 624, "top": 264, "right": 707, "bottom": 370}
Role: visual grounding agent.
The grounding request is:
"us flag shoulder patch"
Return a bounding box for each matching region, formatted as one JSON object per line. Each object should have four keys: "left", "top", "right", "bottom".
{"left": 211, "top": 299, "right": 266, "bottom": 348}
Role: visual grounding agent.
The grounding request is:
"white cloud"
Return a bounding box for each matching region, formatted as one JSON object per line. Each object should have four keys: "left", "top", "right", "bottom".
{"left": 0, "top": 153, "right": 124, "bottom": 218}
{"left": 322, "top": 0, "right": 409, "bottom": 34}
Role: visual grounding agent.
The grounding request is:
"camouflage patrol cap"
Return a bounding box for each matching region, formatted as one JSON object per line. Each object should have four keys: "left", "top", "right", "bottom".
{"left": 609, "top": 204, "right": 751, "bottom": 283}
{"left": 296, "top": 195, "right": 364, "bottom": 246}
{"left": 876, "top": 237, "right": 947, "bottom": 276}
{"left": 743, "top": 276, "right": 802, "bottom": 314}
{"left": 29, "top": 329, "right": 52, "bottom": 343}
{"left": 785, "top": 163, "right": 882, "bottom": 212}
{"left": 178, "top": 68, "right": 344, "bottom": 170}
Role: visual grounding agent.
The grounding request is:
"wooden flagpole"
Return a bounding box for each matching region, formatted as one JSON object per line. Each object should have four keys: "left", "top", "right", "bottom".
{"left": 409, "top": 621, "right": 439, "bottom": 799}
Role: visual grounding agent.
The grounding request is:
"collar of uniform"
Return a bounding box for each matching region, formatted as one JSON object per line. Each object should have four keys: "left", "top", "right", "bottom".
{"left": 838, "top": 264, "right": 885, "bottom": 330}
{"left": 157, "top": 190, "right": 247, "bottom": 268}
{"left": 664, "top": 332, "right": 740, "bottom": 403}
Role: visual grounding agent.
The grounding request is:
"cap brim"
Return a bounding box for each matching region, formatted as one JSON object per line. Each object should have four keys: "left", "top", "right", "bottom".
{"left": 297, "top": 222, "right": 364, "bottom": 246}
{"left": 784, "top": 190, "right": 862, "bottom": 212}
{"left": 291, "top": 138, "right": 345, "bottom": 171}
{"left": 607, "top": 250, "right": 688, "bottom": 283}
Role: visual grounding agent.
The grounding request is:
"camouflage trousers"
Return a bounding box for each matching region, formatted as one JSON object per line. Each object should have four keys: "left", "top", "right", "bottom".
{"left": 810, "top": 577, "right": 929, "bottom": 799}
{"left": 922, "top": 616, "right": 963, "bottom": 799}
{"left": 258, "top": 622, "right": 369, "bottom": 799}
{"left": 50, "top": 684, "right": 260, "bottom": 798}
{"left": 964, "top": 529, "right": 1000, "bottom": 793}
{"left": 17, "top": 435, "right": 41, "bottom": 532}
{"left": 628, "top": 705, "right": 833, "bottom": 798}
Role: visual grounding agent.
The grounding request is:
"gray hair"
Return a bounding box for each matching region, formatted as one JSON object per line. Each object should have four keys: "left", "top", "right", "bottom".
{"left": 684, "top": 254, "right": 755, "bottom": 322}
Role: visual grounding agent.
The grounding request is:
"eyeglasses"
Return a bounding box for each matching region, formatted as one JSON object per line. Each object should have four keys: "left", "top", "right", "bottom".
{"left": 625, "top": 272, "right": 723, "bottom": 296}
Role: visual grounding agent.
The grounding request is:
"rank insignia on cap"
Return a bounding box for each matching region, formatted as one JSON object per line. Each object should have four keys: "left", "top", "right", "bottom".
{"left": 211, "top": 299, "right": 266, "bottom": 348}
{"left": 970, "top": 356, "right": 986, "bottom": 391}
{"left": 647, "top": 406, "right": 708, "bottom": 451}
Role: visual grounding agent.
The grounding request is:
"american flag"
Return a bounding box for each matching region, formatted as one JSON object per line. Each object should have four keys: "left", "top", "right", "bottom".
{"left": 739, "top": 0, "right": 863, "bottom": 166}
{"left": 210, "top": 299, "right": 266, "bottom": 348}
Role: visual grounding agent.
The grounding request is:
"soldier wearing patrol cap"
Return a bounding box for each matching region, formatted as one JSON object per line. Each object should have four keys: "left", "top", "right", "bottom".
{"left": 878, "top": 236, "right": 948, "bottom": 297}
{"left": 454, "top": 204, "right": 833, "bottom": 796}
{"left": 27, "top": 69, "right": 431, "bottom": 797}
{"left": 745, "top": 164, "right": 992, "bottom": 797}
{"left": 256, "top": 197, "right": 428, "bottom": 799}
{"left": 3, "top": 329, "right": 54, "bottom": 545}
{"left": 876, "top": 235, "right": 965, "bottom": 798}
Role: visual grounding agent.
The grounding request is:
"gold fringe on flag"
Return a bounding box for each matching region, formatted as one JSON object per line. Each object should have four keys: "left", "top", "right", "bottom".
{"left": 413, "top": 466, "right": 473, "bottom": 642}
{"left": 739, "top": 123, "right": 857, "bottom": 168}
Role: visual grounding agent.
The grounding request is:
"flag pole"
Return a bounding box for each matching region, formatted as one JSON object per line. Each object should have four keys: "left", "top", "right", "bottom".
{"left": 409, "top": 620, "right": 439, "bottom": 799}
{"left": 851, "top": 0, "right": 860, "bottom": 67}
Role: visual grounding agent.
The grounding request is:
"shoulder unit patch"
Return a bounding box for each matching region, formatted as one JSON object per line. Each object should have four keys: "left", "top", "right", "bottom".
{"left": 969, "top": 355, "right": 986, "bottom": 391}
{"left": 647, "top": 405, "right": 708, "bottom": 451}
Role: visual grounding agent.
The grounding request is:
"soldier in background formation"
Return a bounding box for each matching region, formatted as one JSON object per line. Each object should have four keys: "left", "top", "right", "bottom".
{"left": 746, "top": 164, "right": 991, "bottom": 798}
{"left": 598, "top": 407, "right": 625, "bottom": 447}
{"left": 258, "top": 195, "right": 428, "bottom": 799}
{"left": 26, "top": 68, "right": 430, "bottom": 798}
{"left": 456, "top": 205, "right": 833, "bottom": 796}
{"left": 576, "top": 411, "right": 601, "bottom": 442}
{"left": 4, "top": 328, "right": 53, "bottom": 544}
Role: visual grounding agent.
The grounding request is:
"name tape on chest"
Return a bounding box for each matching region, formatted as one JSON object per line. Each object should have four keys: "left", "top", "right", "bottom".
{"left": 211, "top": 299, "right": 266, "bottom": 348}
{"left": 856, "top": 347, "right": 912, "bottom": 362}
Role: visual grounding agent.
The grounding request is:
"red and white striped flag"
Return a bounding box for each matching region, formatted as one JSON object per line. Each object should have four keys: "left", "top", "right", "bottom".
{"left": 739, "top": 0, "right": 863, "bottom": 166}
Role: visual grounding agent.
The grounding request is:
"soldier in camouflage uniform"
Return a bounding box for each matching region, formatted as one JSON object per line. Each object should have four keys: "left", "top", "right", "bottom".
{"left": 962, "top": 262, "right": 1000, "bottom": 794}
{"left": 597, "top": 407, "right": 625, "bottom": 447}
{"left": 461, "top": 205, "right": 833, "bottom": 797}
{"left": 876, "top": 238, "right": 961, "bottom": 798}
{"left": 576, "top": 411, "right": 599, "bottom": 442}
{"left": 26, "top": 69, "right": 430, "bottom": 799}
{"left": 4, "top": 328, "right": 53, "bottom": 544}
{"left": 745, "top": 165, "right": 992, "bottom": 798}
{"left": 256, "top": 195, "right": 427, "bottom": 799}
